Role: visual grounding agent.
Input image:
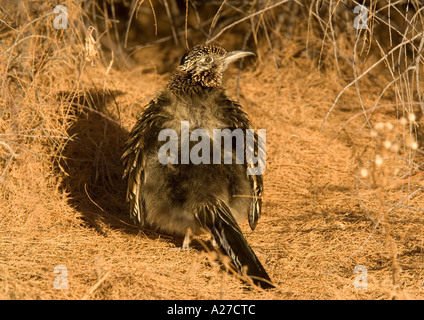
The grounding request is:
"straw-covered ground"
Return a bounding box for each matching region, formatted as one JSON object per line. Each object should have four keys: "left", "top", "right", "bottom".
{"left": 0, "top": 0, "right": 423, "bottom": 299}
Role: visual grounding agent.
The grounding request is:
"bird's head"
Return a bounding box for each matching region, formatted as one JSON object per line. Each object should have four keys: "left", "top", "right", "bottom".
{"left": 170, "top": 44, "right": 255, "bottom": 91}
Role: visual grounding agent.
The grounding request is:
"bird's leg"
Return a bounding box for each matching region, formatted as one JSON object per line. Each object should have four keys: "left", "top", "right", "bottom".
{"left": 182, "top": 228, "right": 192, "bottom": 251}
{"left": 206, "top": 232, "right": 218, "bottom": 248}
{"left": 211, "top": 237, "right": 218, "bottom": 248}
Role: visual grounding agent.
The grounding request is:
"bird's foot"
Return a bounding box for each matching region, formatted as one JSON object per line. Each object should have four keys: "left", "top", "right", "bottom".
{"left": 182, "top": 230, "right": 191, "bottom": 251}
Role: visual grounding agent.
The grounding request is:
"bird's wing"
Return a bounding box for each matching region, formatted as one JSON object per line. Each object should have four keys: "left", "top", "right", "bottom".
{"left": 121, "top": 96, "right": 167, "bottom": 226}
{"left": 220, "top": 98, "right": 264, "bottom": 231}
{"left": 246, "top": 131, "right": 264, "bottom": 231}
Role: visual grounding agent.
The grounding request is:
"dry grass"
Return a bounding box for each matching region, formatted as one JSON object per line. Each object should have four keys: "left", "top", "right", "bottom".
{"left": 1, "top": 0, "right": 424, "bottom": 299}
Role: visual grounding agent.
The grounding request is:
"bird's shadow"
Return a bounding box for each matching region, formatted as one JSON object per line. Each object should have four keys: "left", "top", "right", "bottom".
{"left": 58, "top": 89, "right": 133, "bottom": 235}
{"left": 57, "top": 88, "right": 203, "bottom": 249}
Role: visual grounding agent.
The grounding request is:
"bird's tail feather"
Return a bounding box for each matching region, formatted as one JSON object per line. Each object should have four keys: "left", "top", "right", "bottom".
{"left": 195, "top": 200, "right": 274, "bottom": 289}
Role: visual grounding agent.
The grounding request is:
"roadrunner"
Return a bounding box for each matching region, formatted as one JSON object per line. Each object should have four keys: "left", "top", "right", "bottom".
{"left": 121, "top": 44, "right": 274, "bottom": 289}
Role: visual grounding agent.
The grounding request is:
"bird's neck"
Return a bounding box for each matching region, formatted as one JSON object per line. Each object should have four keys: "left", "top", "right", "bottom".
{"left": 167, "top": 69, "right": 222, "bottom": 95}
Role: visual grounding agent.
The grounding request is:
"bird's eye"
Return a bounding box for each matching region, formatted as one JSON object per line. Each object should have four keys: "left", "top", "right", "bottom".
{"left": 204, "top": 56, "right": 214, "bottom": 63}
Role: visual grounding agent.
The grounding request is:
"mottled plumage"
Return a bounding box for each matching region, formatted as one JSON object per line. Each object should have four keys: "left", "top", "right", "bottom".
{"left": 121, "top": 44, "right": 273, "bottom": 289}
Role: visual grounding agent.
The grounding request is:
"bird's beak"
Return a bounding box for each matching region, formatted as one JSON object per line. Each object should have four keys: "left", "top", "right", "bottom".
{"left": 224, "top": 50, "right": 255, "bottom": 65}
